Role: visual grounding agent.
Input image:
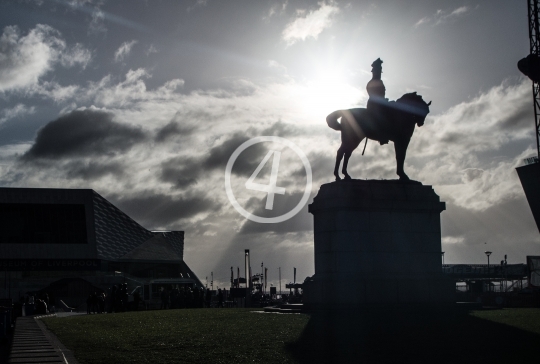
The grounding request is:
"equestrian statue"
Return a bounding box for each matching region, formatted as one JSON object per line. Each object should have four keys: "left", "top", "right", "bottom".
{"left": 326, "top": 58, "right": 431, "bottom": 182}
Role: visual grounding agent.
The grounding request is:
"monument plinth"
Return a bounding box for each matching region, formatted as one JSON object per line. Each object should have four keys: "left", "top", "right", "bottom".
{"left": 305, "top": 179, "right": 454, "bottom": 310}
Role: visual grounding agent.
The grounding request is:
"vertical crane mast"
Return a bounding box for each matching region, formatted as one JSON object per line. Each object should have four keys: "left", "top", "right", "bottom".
{"left": 528, "top": 0, "right": 540, "bottom": 159}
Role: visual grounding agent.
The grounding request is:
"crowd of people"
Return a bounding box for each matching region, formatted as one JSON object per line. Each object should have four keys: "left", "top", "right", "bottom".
{"left": 20, "top": 292, "right": 51, "bottom": 315}
{"left": 86, "top": 283, "right": 140, "bottom": 314}
{"left": 159, "top": 287, "right": 301, "bottom": 309}
{"left": 86, "top": 291, "right": 106, "bottom": 314}
{"left": 18, "top": 285, "right": 302, "bottom": 315}
{"left": 159, "top": 286, "right": 215, "bottom": 309}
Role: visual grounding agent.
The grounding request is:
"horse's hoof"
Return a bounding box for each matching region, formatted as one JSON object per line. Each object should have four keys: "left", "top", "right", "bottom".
{"left": 344, "top": 175, "right": 352, "bottom": 181}
{"left": 335, "top": 176, "right": 341, "bottom": 181}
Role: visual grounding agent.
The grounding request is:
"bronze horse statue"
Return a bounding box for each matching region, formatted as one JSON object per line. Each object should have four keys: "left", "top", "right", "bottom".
{"left": 326, "top": 92, "right": 431, "bottom": 181}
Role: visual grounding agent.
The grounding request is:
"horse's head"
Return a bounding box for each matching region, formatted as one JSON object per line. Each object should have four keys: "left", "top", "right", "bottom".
{"left": 395, "top": 92, "right": 431, "bottom": 127}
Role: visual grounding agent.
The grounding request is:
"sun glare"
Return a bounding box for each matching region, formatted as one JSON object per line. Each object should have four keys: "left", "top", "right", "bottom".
{"left": 298, "top": 69, "right": 364, "bottom": 122}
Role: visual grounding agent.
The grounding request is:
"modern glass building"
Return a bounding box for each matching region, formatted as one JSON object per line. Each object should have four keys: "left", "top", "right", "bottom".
{"left": 0, "top": 188, "right": 203, "bottom": 307}
{"left": 517, "top": 160, "right": 540, "bottom": 233}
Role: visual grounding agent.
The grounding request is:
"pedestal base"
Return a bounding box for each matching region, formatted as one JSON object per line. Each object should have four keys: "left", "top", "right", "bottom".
{"left": 305, "top": 179, "right": 454, "bottom": 310}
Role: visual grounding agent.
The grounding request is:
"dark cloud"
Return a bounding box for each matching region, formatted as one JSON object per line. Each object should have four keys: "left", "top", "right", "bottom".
{"left": 239, "top": 190, "right": 313, "bottom": 234}
{"left": 159, "top": 156, "right": 200, "bottom": 189}
{"left": 498, "top": 104, "right": 533, "bottom": 131}
{"left": 231, "top": 144, "right": 272, "bottom": 177}
{"left": 293, "top": 151, "right": 334, "bottom": 183}
{"left": 440, "top": 131, "right": 460, "bottom": 144}
{"left": 112, "top": 192, "right": 219, "bottom": 228}
{"left": 158, "top": 122, "right": 315, "bottom": 185}
{"left": 461, "top": 168, "right": 484, "bottom": 183}
{"left": 203, "top": 133, "right": 267, "bottom": 177}
{"left": 158, "top": 124, "right": 318, "bottom": 188}
{"left": 65, "top": 160, "right": 125, "bottom": 180}
{"left": 261, "top": 121, "right": 301, "bottom": 137}
{"left": 155, "top": 121, "right": 197, "bottom": 143}
{"left": 203, "top": 133, "right": 249, "bottom": 169}
{"left": 158, "top": 133, "right": 270, "bottom": 188}
{"left": 22, "top": 109, "right": 146, "bottom": 160}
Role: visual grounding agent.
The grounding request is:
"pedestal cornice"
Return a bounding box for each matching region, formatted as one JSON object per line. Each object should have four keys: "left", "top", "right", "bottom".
{"left": 308, "top": 179, "right": 445, "bottom": 214}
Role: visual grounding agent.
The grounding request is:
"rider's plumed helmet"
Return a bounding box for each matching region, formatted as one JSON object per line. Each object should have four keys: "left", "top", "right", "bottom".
{"left": 371, "top": 58, "right": 383, "bottom": 72}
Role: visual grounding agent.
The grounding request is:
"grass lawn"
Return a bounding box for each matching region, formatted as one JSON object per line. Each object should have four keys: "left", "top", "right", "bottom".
{"left": 470, "top": 308, "right": 540, "bottom": 335}
{"left": 41, "top": 308, "right": 540, "bottom": 364}
{"left": 42, "top": 309, "right": 308, "bottom": 364}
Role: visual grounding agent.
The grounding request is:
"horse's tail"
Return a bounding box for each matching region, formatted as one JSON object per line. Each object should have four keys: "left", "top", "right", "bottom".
{"left": 326, "top": 110, "right": 342, "bottom": 131}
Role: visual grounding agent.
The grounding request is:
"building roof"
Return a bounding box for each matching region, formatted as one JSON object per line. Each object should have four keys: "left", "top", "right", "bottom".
{"left": 91, "top": 190, "right": 185, "bottom": 260}
{"left": 120, "top": 233, "right": 182, "bottom": 261}
{"left": 0, "top": 187, "right": 185, "bottom": 261}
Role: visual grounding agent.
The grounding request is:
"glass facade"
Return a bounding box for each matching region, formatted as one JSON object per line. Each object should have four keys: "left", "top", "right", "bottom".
{"left": 0, "top": 203, "right": 87, "bottom": 244}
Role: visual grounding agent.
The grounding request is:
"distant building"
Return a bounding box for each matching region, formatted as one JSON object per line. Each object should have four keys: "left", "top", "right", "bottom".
{"left": 0, "top": 188, "right": 203, "bottom": 306}
{"left": 516, "top": 159, "right": 540, "bottom": 233}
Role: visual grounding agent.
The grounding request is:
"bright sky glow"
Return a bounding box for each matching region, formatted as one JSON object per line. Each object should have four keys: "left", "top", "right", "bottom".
{"left": 0, "top": 0, "right": 536, "bottom": 288}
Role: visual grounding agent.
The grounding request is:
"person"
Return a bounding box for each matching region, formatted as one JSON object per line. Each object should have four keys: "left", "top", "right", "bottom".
{"left": 191, "top": 287, "right": 197, "bottom": 308}
{"left": 86, "top": 294, "right": 93, "bottom": 314}
{"left": 170, "top": 287, "right": 179, "bottom": 309}
{"left": 160, "top": 287, "right": 169, "bottom": 309}
{"left": 194, "top": 287, "right": 203, "bottom": 308}
{"left": 179, "top": 287, "right": 186, "bottom": 308}
{"left": 217, "top": 288, "right": 223, "bottom": 308}
{"left": 186, "top": 287, "right": 194, "bottom": 308}
{"left": 205, "top": 288, "right": 212, "bottom": 308}
{"left": 122, "top": 284, "right": 129, "bottom": 311}
{"left": 198, "top": 288, "right": 204, "bottom": 308}
{"left": 366, "top": 58, "right": 391, "bottom": 145}
{"left": 35, "top": 298, "right": 47, "bottom": 315}
{"left": 133, "top": 290, "right": 140, "bottom": 311}
{"left": 116, "top": 285, "right": 124, "bottom": 312}
{"left": 48, "top": 292, "right": 56, "bottom": 313}
{"left": 366, "top": 59, "right": 385, "bottom": 95}
{"left": 97, "top": 292, "right": 105, "bottom": 313}
{"left": 41, "top": 293, "right": 49, "bottom": 308}
{"left": 109, "top": 285, "right": 117, "bottom": 313}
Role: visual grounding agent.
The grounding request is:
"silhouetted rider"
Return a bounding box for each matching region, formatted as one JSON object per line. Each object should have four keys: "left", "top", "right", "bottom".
{"left": 366, "top": 58, "right": 386, "bottom": 105}
{"left": 366, "top": 58, "right": 390, "bottom": 145}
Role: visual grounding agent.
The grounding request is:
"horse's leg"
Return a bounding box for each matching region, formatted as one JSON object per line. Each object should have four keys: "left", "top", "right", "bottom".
{"left": 334, "top": 145, "right": 345, "bottom": 181}
{"left": 394, "top": 139, "right": 410, "bottom": 181}
{"left": 342, "top": 150, "right": 353, "bottom": 180}
{"left": 335, "top": 110, "right": 364, "bottom": 181}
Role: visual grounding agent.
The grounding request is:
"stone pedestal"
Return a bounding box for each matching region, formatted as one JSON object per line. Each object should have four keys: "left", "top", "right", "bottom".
{"left": 305, "top": 180, "right": 454, "bottom": 310}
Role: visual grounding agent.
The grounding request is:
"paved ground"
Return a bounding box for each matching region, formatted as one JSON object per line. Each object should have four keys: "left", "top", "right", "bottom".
{"left": 54, "top": 313, "right": 86, "bottom": 318}
{"left": 8, "top": 315, "right": 80, "bottom": 364}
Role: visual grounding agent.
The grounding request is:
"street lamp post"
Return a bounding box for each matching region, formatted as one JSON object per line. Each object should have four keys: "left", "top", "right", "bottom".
{"left": 245, "top": 250, "right": 250, "bottom": 307}
{"left": 279, "top": 267, "right": 281, "bottom": 295}
{"left": 485, "top": 251, "right": 492, "bottom": 293}
{"left": 500, "top": 254, "right": 508, "bottom": 292}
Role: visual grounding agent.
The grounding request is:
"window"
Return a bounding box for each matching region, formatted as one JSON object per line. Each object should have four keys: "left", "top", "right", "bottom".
{"left": 0, "top": 204, "right": 88, "bottom": 244}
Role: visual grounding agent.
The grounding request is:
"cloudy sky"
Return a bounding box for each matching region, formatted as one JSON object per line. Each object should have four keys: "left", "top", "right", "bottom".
{"left": 0, "top": 0, "right": 538, "bottom": 288}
